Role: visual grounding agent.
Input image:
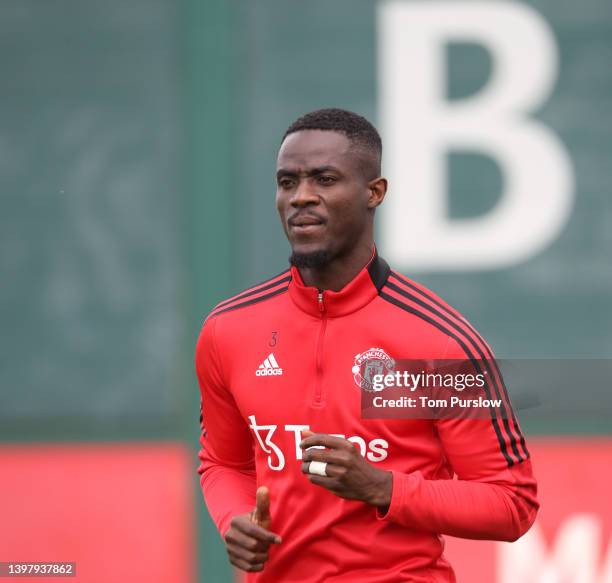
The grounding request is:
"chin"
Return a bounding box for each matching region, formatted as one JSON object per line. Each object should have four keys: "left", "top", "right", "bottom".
{"left": 289, "top": 246, "right": 333, "bottom": 269}
{"left": 290, "top": 239, "right": 325, "bottom": 254}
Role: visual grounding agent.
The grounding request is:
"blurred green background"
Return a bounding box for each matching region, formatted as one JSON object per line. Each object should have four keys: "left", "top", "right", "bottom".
{"left": 1, "top": 0, "right": 611, "bottom": 581}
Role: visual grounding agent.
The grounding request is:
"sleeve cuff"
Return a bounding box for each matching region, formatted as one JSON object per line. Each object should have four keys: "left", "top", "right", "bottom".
{"left": 375, "top": 469, "right": 420, "bottom": 523}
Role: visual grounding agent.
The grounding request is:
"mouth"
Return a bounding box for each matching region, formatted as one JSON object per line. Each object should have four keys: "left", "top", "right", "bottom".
{"left": 288, "top": 215, "right": 325, "bottom": 235}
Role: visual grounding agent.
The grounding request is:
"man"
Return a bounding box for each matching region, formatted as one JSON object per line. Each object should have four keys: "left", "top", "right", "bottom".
{"left": 196, "top": 108, "right": 538, "bottom": 582}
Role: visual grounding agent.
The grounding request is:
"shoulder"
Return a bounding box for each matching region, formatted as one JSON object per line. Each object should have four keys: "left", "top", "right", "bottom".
{"left": 196, "top": 268, "right": 291, "bottom": 357}
{"left": 380, "top": 269, "right": 471, "bottom": 326}
{"left": 379, "top": 269, "right": 493, "bottom": 358}
{"left": 204, "top": 268, "right": 291, "bottom": 323}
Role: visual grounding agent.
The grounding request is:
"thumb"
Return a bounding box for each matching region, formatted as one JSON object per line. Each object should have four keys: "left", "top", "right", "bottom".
{"left": 252, "top": 486, "right": 272, "bottom": 530}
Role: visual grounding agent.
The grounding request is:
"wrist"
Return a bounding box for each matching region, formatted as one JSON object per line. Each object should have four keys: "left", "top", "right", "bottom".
{"left": 368, "top": 469, "right": 393, "bottom": 508}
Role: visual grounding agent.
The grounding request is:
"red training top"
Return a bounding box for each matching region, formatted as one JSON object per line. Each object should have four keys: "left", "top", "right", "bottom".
{"left": 195, "top": 250, "right": 538, "bottom": 582}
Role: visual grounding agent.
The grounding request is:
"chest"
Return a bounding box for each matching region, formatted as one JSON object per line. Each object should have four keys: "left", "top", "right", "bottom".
{"left": 222, "top": 308, "right": 452, "bottom": 476}
{"left": 224, "top": 312, "right": 443, "bottom": 442}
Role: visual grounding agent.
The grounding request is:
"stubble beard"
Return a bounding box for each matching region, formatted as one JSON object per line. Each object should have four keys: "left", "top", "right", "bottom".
{"left": 289, "top": 249, "right": 333, "bottom": 269}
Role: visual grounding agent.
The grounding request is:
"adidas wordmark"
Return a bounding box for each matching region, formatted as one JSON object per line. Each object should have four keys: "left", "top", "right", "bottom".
{"left": 256, "top": 353, "right": 283, "bottom": 376}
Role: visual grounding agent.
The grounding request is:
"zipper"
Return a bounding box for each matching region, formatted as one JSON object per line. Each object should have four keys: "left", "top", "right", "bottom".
{"left": 313, "top": 291, "right": 327, "bottom": 406}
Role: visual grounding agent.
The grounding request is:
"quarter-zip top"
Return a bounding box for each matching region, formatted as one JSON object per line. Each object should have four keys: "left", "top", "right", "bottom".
{"left": 313, "top": 290, "right": 327, "bottom": 406}
{"left": 196, "top": 247, "right": 537, "bottom": 583}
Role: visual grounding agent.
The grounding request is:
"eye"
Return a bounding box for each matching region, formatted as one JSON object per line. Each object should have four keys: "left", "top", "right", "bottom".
{"left": 317, "top": 175, "right": 337, "bottom": 185}
{"left": 278, "top": 178, "right": 295, "bottom": 189}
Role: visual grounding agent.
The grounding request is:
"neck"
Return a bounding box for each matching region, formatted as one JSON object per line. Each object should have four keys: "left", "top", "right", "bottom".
{"left": 297, "top": 241, "right": 374, "bottom": 292}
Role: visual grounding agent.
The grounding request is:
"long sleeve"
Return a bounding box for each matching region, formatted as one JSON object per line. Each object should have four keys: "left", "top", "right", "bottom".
{"left": 377, "top": 337, "right": 539, "bottom": 541}
{"left": 195, "top": 315, "right": 256, "bottom": 537}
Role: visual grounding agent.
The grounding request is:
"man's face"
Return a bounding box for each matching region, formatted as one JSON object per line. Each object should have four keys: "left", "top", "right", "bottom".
{"left": 276, "top": 130, "right": 373, "bottom": 263}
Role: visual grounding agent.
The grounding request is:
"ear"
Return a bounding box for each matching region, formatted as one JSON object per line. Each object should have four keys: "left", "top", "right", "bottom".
{"left": 367, "top": 177, "right": 387, "bottom": 209}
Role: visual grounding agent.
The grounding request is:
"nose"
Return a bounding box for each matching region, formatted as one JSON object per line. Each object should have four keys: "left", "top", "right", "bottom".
{"left": 290, "top": 178, "right": 319, "bottom": 207}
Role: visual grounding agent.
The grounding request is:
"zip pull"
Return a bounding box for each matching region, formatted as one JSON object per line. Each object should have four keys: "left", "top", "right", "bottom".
{"left": 317, "top": 291, "right": 325, "bottom": 312}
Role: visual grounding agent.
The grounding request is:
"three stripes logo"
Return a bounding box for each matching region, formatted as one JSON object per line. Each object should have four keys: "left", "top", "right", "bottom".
{"left": 255, "top": 353, "right": 283, "bottom": 377}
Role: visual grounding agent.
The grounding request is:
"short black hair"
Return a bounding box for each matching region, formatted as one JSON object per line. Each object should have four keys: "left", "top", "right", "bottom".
{"left": 282, "top": 108, "right": 382, "bottom": 179}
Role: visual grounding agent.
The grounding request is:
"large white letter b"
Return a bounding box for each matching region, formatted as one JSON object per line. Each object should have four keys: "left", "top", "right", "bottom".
{"left": 378, "top": 1, "right": 574, "bottom": 270}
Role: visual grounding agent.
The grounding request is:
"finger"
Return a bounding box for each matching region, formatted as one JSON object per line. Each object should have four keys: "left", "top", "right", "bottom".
{"left": 225, "top": 528, "right": 273, "bottom": 553}
{"left": 306, "top": 474, "right": 357, "bottom": 501}
{"left": 300, "top": 433, "right": 354, "bottom": 452}
{"left": 252, "top": 486, "right": 271, "bottom": 529}
{"left": 226, "top": 542, "right": 269, "bottom": 565}
{"left": 306, "top": 473, "right": 344, "bottom": 493}
{"left": 228, "top": 555, "right": 264, "bottom": 573}
{"left": 232, "top": 517, "right": 282, "bottom": 544}
{"left": 300, "top": 461, "right": 347, "bottom": 479}
{"left": 301, "top": 448, "right": 354, "bottom": 466}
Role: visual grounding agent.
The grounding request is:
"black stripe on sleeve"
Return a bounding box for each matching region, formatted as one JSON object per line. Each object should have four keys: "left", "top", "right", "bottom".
{"left": 210, "top": 285, "right": 289, "bottom": 318}
{"left": 214, "top": 271, "right": 291, "bottom": 310}
{"left": 380, "top": 290, "right": 517, "bottom": 467}
{"left": 389, "top": 272, "right": 528, "bottom": 460}
{"left": 384, "top": 281, "right": 525, "bottom": 463}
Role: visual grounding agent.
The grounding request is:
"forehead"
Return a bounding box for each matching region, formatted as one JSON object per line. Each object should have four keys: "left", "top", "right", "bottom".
{"left": 277, "top": 129, "right": 355, "bottom": 171}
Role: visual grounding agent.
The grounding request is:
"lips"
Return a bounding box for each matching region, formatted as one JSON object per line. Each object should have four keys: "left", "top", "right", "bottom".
{"left": 289, "top": 216, "right": 323, "bottom": 227}
{"left": 291, "top": 224, "right": 323, "bottom": 237}
{"left": 289, "top": 216, "right": 325, "bottom": 236}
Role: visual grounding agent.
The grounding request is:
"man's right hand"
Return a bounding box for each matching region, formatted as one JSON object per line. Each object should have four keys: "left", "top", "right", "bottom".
{"left": 224, "top": 486, "right": 282, "bottom": 573}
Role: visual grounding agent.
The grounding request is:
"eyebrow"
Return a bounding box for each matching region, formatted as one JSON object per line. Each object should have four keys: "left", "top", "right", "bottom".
{"left": 276, "top": 165, "right": 341, "bottom": 180}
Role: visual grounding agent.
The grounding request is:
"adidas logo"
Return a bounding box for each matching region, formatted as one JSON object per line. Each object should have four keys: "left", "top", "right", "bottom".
{"left": 256, "top": 353, "right": 283, "bottom": 377}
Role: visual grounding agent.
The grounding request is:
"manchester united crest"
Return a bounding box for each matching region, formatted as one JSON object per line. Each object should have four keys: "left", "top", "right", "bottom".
{"left": 352, "top": 348, "right": 395, "bottom": 392}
